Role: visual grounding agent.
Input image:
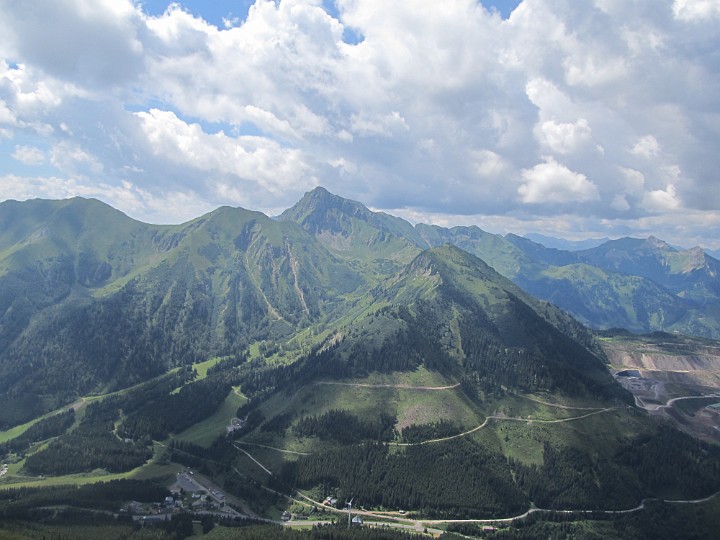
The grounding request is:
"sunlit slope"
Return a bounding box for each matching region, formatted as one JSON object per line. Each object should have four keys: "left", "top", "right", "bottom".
{"left": 0, "top": 199, "right": 368, "bottom": 427}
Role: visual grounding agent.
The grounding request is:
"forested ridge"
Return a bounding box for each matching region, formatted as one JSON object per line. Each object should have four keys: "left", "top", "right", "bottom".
{"left": 12, "top": 365, "right": 241, "bottom": 475}
{"left": 281, "top": 440, "right": 528, "bottom": 518}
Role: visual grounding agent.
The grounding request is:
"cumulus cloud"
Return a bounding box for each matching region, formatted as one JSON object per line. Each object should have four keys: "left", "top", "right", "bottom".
{"left": 472, "top": 149, "right": 507, "bottom": 177}
{"left": 12, "top": 145, "right": 44, "bottom": 165}
{"left": 0, "top": 0, "right": 718, "bottom": 247}
{"left": 50, "top": 141, "right": 104, "bottom": 177}
{"left": 673, "top": 0, "right": 720, "bottom": 21}
{"left": 0, "top": 0, "right": 143, "bottom": 90}
{"left": 135, "top": 108, "right": 315, "bottom": 199}
{"left": 535, "top": 118, "right": 592, "bottom": 154}
{"left": 619, "top": 167, "right": 646, "bottom": 195}
{"left": 350, "top": 111, "right": 409, "bottom": 137}
{"left": 631, "top": 135, "right": 660, "bottom": 158}
{"left": 641, "top": 184, "right": 681, "bottom": 212}
{"left": 519, "top": 157, "right": 599, "bottom": 204}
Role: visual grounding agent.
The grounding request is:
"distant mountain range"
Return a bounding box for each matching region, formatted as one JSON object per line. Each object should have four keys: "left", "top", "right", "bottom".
{"left": 283, "top": 187, "right": 720, "bottom": 338}
{"left": 525, "top": 232, "right": 720, "bottom": 259}
{"left": 522, "top": 233, "right": 611, "bottom": 251}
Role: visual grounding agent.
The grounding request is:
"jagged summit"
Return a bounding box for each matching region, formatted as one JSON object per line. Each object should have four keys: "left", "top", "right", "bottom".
{"left": 279, "top": 186, "right": 375, "bottom": 232}
{"left": 280, "top": 187, "right": 427, "bottom": 257}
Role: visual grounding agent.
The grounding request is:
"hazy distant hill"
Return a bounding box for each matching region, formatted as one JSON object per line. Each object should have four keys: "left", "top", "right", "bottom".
{"left": 523, "top": 232, "right": 610, "bottom": 251}
{"left": 576, "top": 236, "right": 720, "bottom": 306}
{"left": 707, "top": 247, "right": 720, "bottom": 259}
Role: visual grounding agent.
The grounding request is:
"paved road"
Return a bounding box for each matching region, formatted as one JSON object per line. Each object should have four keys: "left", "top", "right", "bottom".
{"left": 635, "top": 392, "right": 720, "bottom": 412}
{"left": 229, "top": 444, "right": 720, "bottom": 533}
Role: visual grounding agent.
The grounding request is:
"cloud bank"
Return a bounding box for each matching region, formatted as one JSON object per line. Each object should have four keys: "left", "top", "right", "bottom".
{"left": 0, "top": 0, "right": 719, "bottom": 248}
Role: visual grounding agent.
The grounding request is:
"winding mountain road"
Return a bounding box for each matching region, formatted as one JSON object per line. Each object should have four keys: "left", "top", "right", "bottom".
{"left": 391, "top": 407, "right": 619, "bottom": 446}
{"left": 231, "top": 383, "right": 711, "bottom": 530}
{"left": 635, "top": 392, "right": 720, "bottom": 412}
{"left": 314, "top": 381, "right": 461, "bottom": 391}
{"left": 229, "top": 447, "right": 720, "bottom": 532}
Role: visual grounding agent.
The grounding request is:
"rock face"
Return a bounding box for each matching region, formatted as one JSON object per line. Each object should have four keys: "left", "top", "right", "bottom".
{"left": 601, "top": 332, "right": 720, "bottom": 387}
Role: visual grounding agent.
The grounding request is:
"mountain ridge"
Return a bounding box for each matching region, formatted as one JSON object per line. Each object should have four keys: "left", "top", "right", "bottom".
{"left": 281, "top": 187, "right": 720, "bottom": 338}
{"left": 0, "top": 189, "right": 631, "bottom": 428}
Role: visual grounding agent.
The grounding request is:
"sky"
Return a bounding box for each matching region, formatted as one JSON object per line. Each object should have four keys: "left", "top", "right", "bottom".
{"left": 1, "top": 0, "right": 719, "bottom": 249}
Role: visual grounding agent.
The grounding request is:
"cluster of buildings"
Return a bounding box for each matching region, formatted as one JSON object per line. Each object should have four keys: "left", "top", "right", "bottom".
{"left": 121, "top": 470, "right": 234, "bottom": 522}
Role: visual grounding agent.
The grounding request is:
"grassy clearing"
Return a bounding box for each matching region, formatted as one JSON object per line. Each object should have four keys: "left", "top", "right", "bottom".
{"left": 0, "top": 462, "right": 178, "bottom": 489}
{"left": 0, "top": 419, "right": 40, "bottom": 444}
{"left": 0, "top": 397, "right": 88, "bottom": 444}
{"left": 0, "top": 443, "right": 179, "bottom": 489}
{"left": 192, "top": 357, "right": 225, "bottom": 380}
{"left": 493, "top": 421, "right": 546, "bottom": 465}
{"left": 394, "top": 384, "right": 480, "bottom": 431}
{"left": 492, "top": 406, "right": 650, "bottom": 466}
{"left": 174, "top": 388, "right": 247, "bottom": 448}
{"left": 171, "top": 357, "right": 226, "bottom": 395}
{"left": 267, "top": 371, "right": 477, "bottom": 431}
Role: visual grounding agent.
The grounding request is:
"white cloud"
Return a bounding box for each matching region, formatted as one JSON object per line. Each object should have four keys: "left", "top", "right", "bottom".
{"left": 673, "top": 0, "right": 720, "bottom": 21}
{"left": 564, "top": 53, "right": 627, "bottom": 88}
{"left": 519, "top": 157, "right": 600, "bottom": 204}
{"left": 135, "top": 108, "right": 315, "bottom": 197}
{"left": 350, "top": 111, "right": 408, "bottom": 137}
{"left": 0, "top": 0, "right": 718, "bottom": 247}
{"left": 49, "top": 141, "right": 103, "bottom": 177}
{"left": 630, "top": 135, "right": 660, "bottom": 158}
{"left": 12, "top": 145, "right": 45, "bottom": 165}
{"left": 0, "top": 99, "right": 17, "bottom": 126}
{"left": 642, "top": 184, "right": 681, "bottom": 212}
{"left": 0, "top": 62, "right": 70, "bottom": 132}
{"left": 0, "top": 174, "right": 213, "bottom": 224}
{"left": 0, "top": 0, "right": 143, "bottom": 90}
{"left": 328, "top": 157, "right": 357, "bottom": 175}
{"left": 525, "top": 77, "right": 570, "bottom": 117}
{"left": 620, "top": 167, "right": 646, "bottom": 195}
{"left": 535, "top": 118, "right": 592, "bottom": 154}
{"left": 471, "top": 149, "right": 507, "bottom": 177}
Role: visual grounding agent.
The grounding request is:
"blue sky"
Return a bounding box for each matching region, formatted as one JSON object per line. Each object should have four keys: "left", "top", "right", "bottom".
{"left": 1, "top": 0, "right": 719, "bottom": 249}
{"left": 137, "top": 1, "right": 523, "bottom": 27}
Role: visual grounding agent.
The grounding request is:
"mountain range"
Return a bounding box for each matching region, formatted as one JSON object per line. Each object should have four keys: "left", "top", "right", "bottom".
{"left": 2, "top": 188, "right": 720, "bottom": 537}
{"left": 282, "top": 187, "right": 720, "bottom": 337}
{"left": 1, "top": 187, "right": 720, "bottom": 429}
